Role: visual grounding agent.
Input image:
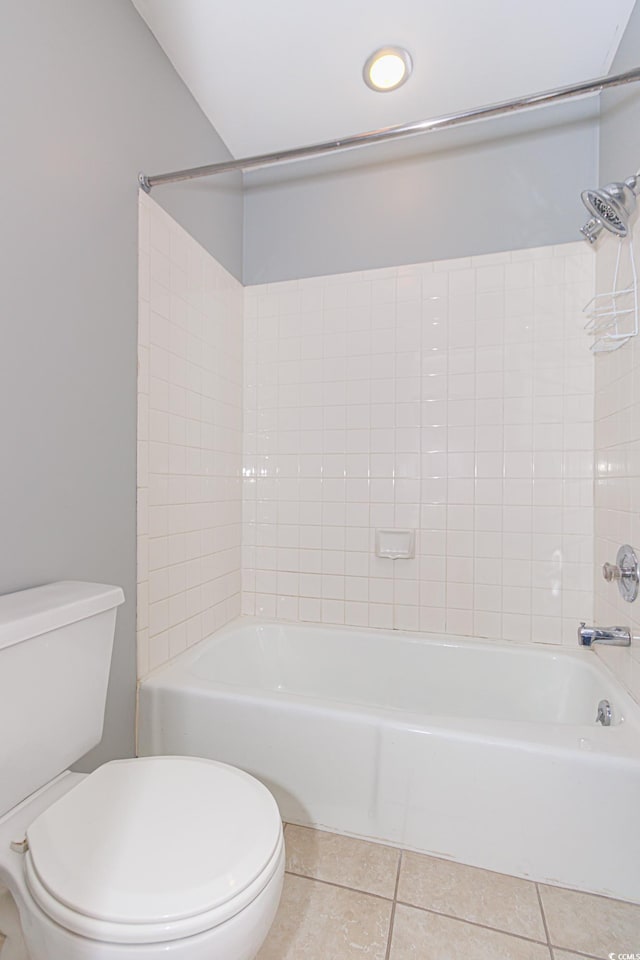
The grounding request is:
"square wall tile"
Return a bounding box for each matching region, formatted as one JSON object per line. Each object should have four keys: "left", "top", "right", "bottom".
{"left": 243, "top": 244, "right": 595, "bottom": 650}
{"left": 137, "top": 193, "right": 243, "bottom": 678}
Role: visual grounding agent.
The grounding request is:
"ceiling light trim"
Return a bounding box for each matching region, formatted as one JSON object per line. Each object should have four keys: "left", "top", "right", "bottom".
{"left": 363, "top": 46, "right": 413, "bottom": 93}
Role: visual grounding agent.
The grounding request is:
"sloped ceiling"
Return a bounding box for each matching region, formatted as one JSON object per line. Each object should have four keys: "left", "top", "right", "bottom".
{"left": 132, "top": 0, "right": 636, "bottom": 159}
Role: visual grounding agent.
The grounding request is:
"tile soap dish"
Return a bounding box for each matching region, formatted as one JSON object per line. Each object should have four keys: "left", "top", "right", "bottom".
{"left": 375, "top": 529, "right": 415, "bottom": 560}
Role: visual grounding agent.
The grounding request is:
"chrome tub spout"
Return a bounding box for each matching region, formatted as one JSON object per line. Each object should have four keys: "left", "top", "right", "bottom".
{"left": 578, "top": 623, "right": 631, "bottom": 647}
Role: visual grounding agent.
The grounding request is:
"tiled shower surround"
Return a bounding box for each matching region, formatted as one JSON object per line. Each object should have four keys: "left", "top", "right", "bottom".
{"left": 243, "top": 245, "right": 595, "bottom": 645}
{"left": 594, "top": 214, "right": 640, "bottom": 702}
{"left": 137, "top": 194, "right": 243, "bottom": 676}
{"left": 138, "top": 196, "right": 599, "bottom": 676}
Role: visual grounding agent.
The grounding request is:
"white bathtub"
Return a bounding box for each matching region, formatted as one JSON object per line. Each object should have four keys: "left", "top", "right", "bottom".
{"left": 138, "top": 619, "right": 640, "bottom": 903}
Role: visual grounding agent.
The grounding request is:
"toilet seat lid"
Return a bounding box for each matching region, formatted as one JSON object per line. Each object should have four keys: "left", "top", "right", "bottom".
{"left": 26, "top": 756, "right": 282, "bottom": 926}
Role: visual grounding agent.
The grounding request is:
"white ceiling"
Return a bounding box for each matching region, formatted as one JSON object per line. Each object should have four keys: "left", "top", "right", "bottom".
{"left": 132, "top": 0, "right": 636, "bottom": 159}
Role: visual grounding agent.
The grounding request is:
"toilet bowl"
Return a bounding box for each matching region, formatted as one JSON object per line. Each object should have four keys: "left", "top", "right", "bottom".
{"left": 0, "top": 759, "right": 284, "bottom": 960}
{"left": 0, "top": 582, "right": 284, "bottom": 960}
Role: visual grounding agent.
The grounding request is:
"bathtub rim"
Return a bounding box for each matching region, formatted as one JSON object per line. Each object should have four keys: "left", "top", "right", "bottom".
{"left": 143, "top": 613, "right": 627, "bottom": 674}
{"left": 138, "top": 616, "right": 640, "bottom": 762}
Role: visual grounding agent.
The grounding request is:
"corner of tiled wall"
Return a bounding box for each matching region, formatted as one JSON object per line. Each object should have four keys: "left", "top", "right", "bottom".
{"left": 594, "top": 217, "right": 640, "bottom": 702}
{"left": 241, "top": 243, "right": 596, "bottom": 647}
{"left": 137, "top": 192, "right": 243, "bottom": 678}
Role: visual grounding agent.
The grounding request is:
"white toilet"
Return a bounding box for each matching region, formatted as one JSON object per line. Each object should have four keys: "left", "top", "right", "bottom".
{"left": 0, "top": 581, "right": 284, "bottom": 960}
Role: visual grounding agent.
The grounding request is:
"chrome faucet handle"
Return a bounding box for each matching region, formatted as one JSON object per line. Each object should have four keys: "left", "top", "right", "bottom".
{"left": 602, "top": 562, "right": 621, "bottom": 582}
{"left": 602, "top": 545, "right": 639, "bottom": 602}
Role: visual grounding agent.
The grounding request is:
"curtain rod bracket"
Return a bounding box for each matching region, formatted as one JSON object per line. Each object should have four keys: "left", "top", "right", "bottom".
{"left": 138, "top": 172, "right": 151, "bottom": 194}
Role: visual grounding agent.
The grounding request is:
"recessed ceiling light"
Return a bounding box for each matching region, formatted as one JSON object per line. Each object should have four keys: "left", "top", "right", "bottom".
{"left": 363, "top": 47, "right": 413, "bottom": 92}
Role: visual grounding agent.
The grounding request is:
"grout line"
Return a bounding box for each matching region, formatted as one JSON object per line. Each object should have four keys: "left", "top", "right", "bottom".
{"left": 285, "top": 865, "right": 550, "bottom": 949}
{"left": 536, "top": 884, "right": 627, "bottom": 960}
{"left": 284, "top": 870, "right": 395, "bottom": 903}
{"left": 393, "top": 848, "right": 403, "bottom": 902}
{"left": 284, "top": 865, "right": 571, "bottom": 953}
{"left": 384, "top": 848, "right": 403, "bottom": 960}
{"left": 393, "top": 899, "right": 550, "bottom": 947}
{"left": 536, "top": 882, "right": 552, "bottom": 948}
{"left": 283, "top": 825, "right": 639, "bottom": 957}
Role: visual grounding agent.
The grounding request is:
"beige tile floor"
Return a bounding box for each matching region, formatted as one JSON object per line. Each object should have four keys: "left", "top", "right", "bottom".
{"left": 1, "top": 827, "right": 639, "bottom": 959}
{"left": 257, "top": 823, "right": 640, "bottom": 960}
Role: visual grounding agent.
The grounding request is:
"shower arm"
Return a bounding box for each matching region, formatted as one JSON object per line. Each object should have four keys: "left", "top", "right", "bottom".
{"left": 139, "top": 65, "right": 640, "bottom": 192}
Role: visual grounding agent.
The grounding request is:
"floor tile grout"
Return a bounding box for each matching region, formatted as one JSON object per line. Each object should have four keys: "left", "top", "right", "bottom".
{"left": 284, "top": 866, "right": 553, "bottom": 949}
{"left": 533, "top": 883, "right": 620, "bottom": 960}
{"left": 383, "top": 848, "right": 403, "bottom": 960}
{"left": 536, "top": 881, "right": 553, "bottom": 947}
{"left": 284, "top": 869, "right": 396, "bottom": 903}
{"left": 393, "top": 899, "right": 551, "bottom": 947}
{"left": 281, "top": 823, "right": 640, "bottom": 959}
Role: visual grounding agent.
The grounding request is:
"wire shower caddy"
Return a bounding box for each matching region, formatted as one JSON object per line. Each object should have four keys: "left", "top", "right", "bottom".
{"left": 583, "top": 235, "right": 639, "bottom": 352}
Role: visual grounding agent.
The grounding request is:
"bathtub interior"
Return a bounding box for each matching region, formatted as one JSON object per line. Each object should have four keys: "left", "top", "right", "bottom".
{"left": 187, "top": 620, "right": 624, "bottom": 726}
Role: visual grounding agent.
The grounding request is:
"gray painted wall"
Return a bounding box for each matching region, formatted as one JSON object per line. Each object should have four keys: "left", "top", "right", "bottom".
{"left": 600, "top": 0, "right": 640, "bottom": 182}
{"left": 243, "top": 101, "right": 599, "bottom": 285}
{"left": 0, "top": 0, "right": 241, "bottom": 768}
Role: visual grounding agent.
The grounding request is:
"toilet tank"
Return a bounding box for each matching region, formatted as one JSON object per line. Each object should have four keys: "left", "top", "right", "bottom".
{"left": 0, "top": 581, "right": 125, "bottom": 816}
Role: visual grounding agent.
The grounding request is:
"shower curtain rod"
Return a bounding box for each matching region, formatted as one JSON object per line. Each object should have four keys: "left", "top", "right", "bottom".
{"left": 139, "top": 65, "right": 640, "bottom": 192}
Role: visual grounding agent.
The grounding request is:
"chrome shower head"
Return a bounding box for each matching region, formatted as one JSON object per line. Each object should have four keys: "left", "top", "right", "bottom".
{"left": 580, "top": 175, "right": 639, "bottom": 244}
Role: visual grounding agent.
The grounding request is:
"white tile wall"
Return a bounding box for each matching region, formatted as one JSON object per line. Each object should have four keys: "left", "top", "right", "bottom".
{"left": 137, "top": 203, "right": 599, "bottom": 667}
{"left": 137, "top": 194, "right": 243, "bottom": 677}
{"left": 594, "top": 217, "right": 640, "bottom": 702}
{"left": 243, "top": 244, "right": 595, "bottom": 645}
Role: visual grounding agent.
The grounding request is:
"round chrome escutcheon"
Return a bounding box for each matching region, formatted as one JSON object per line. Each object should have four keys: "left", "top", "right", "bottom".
{"left": 616, "top": 543, "right": 639, "bottom": 603}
